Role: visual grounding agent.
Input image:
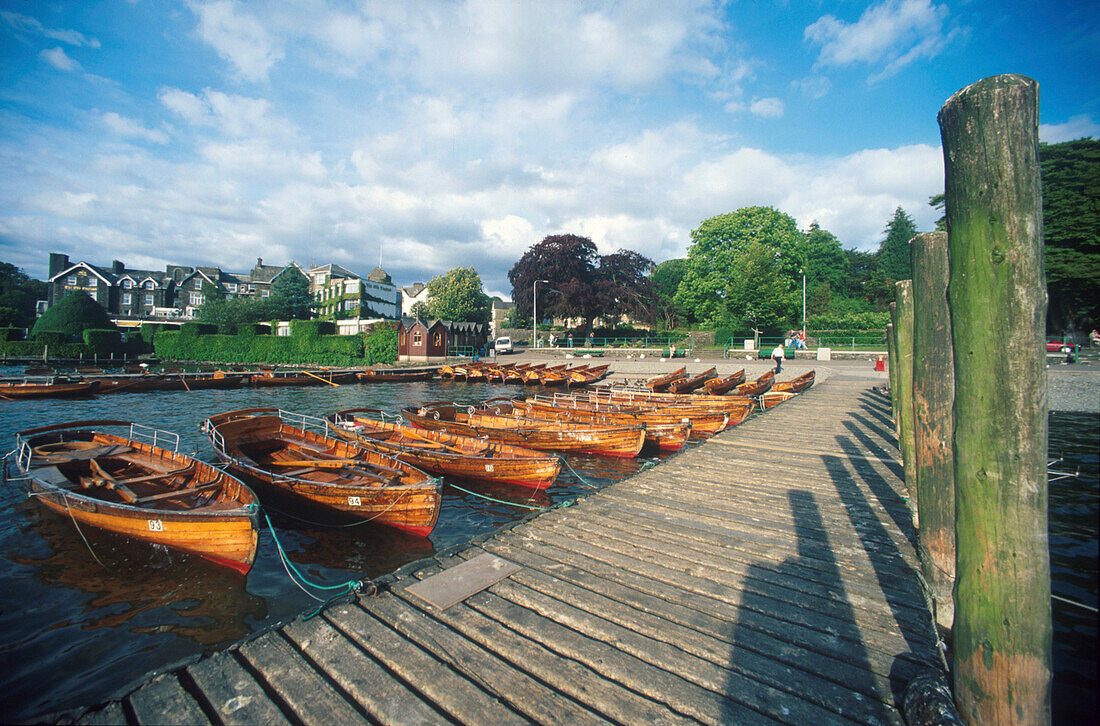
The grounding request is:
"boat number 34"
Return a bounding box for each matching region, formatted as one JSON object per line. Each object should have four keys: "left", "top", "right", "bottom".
{"left": 147, "top": 519, "right": 164, "bottom": 532}
{"left": 348, "top": 496, "right": 361, "bottom": 506}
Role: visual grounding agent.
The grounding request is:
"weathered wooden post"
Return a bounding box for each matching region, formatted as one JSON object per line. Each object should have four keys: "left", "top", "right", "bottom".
{"left": 939, "top": 74, "right": 1051, "bottom": 724}
{"left": 888, "top": 304, "right": 900, "bottom": 439}
{"left": 895, "top": 280, "right": 918, "bottom": 523}
{"left": 911, "top": 231, "right": 956, "bottom": 633}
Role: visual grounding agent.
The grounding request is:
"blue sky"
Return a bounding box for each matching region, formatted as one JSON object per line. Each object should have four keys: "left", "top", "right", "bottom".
{"left": 1, "top": 0, "right": 1097, "bottom": 299}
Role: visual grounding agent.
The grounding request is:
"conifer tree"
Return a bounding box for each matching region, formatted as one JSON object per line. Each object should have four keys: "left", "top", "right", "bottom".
{"left": 878, "top": 207, "right": 917, "bottom": 281}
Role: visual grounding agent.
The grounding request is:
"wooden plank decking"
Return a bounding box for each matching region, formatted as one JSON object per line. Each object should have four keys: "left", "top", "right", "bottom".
{"left": 73, "top": 372, "right": 946, "bottom": 725}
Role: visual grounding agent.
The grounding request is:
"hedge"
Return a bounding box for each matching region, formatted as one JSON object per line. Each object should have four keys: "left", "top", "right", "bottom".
{"left": 152, "top": 321, "right": 398, "bottom": 366}
{"left": 83, "top": 328, "right": 122, "bottom": 353}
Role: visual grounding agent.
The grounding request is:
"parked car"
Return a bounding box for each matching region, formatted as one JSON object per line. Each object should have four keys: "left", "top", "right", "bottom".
{"left": 494, "top": 336, "right": 513, "bottom": 354}
{"left": 1046, "top": 340, "right": 1078, "bottom": 353}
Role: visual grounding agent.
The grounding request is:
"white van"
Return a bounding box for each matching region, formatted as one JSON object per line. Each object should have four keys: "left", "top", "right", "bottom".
{"left": 494, "top": 336, "right": 513, "bottom": 354}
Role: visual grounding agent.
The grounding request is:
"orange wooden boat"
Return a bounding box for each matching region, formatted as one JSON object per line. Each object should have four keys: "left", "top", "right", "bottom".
{"left": 703, "top": 369, "right": 747, "bottom": 395}
{"left": 327, "top": 408, "right": 561, "bottom": 489}
{"left": 646, "top": 367, "right": 686, "bottom": 392}
{"left": 568, "top": 364, "right": 611, "bottom": 387}
{"left": 203, "top": 408, "right": 442, "bottom": 536}
{"left": 14, "top": 420, "right": 260, "bottom": 574}
{"left": 509, "top": 396, "right": 729, "bottom": 440}
{"left": 736, "top": 370, "right": 776, "bottom": 396}
{"left": 356, "top": 369, "right": 435, "bottom": 383}
{"left": 524, "top": 363, "right": 567, "bottom": 385}
{"left": 773, "top": 370, "right": 815, "bottom": 393}
{"left": 761, "top": 391, "right": 797, "bottom": 409}
{"left": 668, "top": 367, "right": 717, "bottom": 394}
{"left": 0, "top": 378, "right": 95, "bottom": 399}
{"left": 569, "top": 389, "right": 754, "bottom": 418}
{"left": 505, "top": 363, "right": 539, "bottom": 382}
{"left": 402, "top": 402, "right": 645, "bottom": 458}
{"left": 500, "top": 399, "right": 693, "bottom": 451}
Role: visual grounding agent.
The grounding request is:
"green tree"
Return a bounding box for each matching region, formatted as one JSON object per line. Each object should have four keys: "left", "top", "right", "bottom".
{"left": 724, "top": 240, "right": 797, "bottom": 335}
{"left": 426, "top": 267, "right": 491, "bottom": 324}
{"left": 0, "top": 262, "right": 47, "bottom": 328}
{"left": 878, "top": 207, "right": 917, "bottom": 282}
{"left": 31, "top": 291, "right": 116, "bottom": 338}
{"left": 409, "top": 300, "right": 431, "bottom": 319}
{"left": 267, "top": 271, "right": 314, "bottom": 321}
{"left": 674, "top": 206, "right": 805, "bottom": 327}
{"left": 649, "top": 258, "right": 689, "bottom": 328}
{"left": 928, "top": 193, "right": 947, "bottom": 231}
{"left": 1040, "top": 138, "right": 1100, "bottom": 331}
{"left": 803, "top": 223, "right": 850, "bottom": 294}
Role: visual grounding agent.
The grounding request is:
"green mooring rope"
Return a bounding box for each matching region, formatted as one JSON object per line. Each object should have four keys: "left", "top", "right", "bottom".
{"left": 447, "top": 482, "right": 549, "bottom": 511}
{"left": 262, "top": 511, "right": 362, "bottom": 604}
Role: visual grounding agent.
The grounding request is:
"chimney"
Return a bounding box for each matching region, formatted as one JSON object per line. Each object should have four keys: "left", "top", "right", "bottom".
{"left": 48, "top": 253, "right": 70, "bottom": 277}
{"left": 112, "top": 260, "right": 125, "bottom": 274}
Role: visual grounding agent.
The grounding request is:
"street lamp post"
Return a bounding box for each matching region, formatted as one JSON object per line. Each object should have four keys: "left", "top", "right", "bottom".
{"left": 533, "top": 279, "right": 549, "bottom": 349}
{"left": 801, "top": 270, "right": 806, "bottom": 339}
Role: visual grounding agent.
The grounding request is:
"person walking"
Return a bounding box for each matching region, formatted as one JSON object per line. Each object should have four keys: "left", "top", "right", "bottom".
{"left": 772, "top": 343, "right": 785, "bottom": 373}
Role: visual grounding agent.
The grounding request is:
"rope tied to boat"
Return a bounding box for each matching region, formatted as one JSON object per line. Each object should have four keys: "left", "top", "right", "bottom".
{"left": 555, "top": 455, "right": 598, "bottom": 488}
{"left": 262, "top": 511, "right": 363, "bottom": 603}
{"left": 447, "top": 483, "right": 549, "bottom": 511}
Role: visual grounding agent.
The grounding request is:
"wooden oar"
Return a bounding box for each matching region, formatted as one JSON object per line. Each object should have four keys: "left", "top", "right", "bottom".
{"left": 88, "top": 458, "right": 138, "bottom": 503}
{"left": 303, "top": 370, "right": 339, "bottom": 386}
{"left": 400, "top": 427, "right": 471, "bottom": 455}
{"left": 275, "top": 458, "right": 359, "bottom": 468}
{"left": 179, "top": 374, "right": 191, "bottom": 391}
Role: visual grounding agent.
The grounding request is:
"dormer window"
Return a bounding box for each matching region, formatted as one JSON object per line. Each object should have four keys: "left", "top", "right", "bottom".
{"left": 144, "top": 280, "right": 154, "bottom": 290}
{"left": 122, "top": 279, "right": 133, "bottom": 289}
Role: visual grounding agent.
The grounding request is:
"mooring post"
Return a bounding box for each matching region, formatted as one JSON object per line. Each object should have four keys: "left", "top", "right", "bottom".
{"left": 888, "top": 304, "right": 901, "bottom": 440}
{"left": 895, "top": 280, "right": 918, "bottom": 523}
{"left": 939, "top": 74, "right": 1051, "bottom": 724}
{"left": 911, "top": 231, "right": 956, "bottom": 633}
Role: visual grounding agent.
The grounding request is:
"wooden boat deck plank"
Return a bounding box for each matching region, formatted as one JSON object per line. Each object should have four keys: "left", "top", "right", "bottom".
{"left": 126, "top": 674, "right": 212, "bottom": 726}
{"left": 85, "top": 375, "right": 944, "bottom": 726}
{"left": 184, "top": 651, "right": 291, "bottom": 726}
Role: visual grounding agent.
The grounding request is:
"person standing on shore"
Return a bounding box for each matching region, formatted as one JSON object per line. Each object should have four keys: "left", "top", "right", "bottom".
{"left": 772, "top": 343, "right": 785, "bottom": 373}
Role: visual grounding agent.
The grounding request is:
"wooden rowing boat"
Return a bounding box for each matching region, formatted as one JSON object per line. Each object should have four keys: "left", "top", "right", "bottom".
{"left": 773, "top": 370, "right": 815, "bottom": 393}
{"left": 356, "top": 369, "right": 435, "bottom": 383}
{"left": 14, "top": 420, "right": 260, "bottom": 574}
{"left": 506, "top": 396, "right": 730, "bottom": 441}
{"left": 499, "top": 399, "right": 693, "bottom": 451}
{"left": 327, "top": 408, "right": 561, "bottom": 489}
{"left": 90, "top": 371, "right": 249, "bottom": 394}
{"left": 540, "top": 364, "right": 589, "bottom": 387}
{"left": 571, "top": 389, "right": 755, "bottom": 416}
{"left": 505, "top": 363, "right": 539, "bottom": 382}
{"left": 0, "top": 378, "right": 95, "bottom": 399}
{"left": 203, "top": 408, "right": 442, "bottom": 536}
{"left": 402, "top": 402, "right": 645, "bottom": 458}
{"left": 249, "top": 370, "right": 356, "bottom": 387}
{"left": 736, "top": 370, "right": 775, "bottom": 396}
{"left": 668, "top": 367, "right": 717, "bottom": 394}
{"left": 761, "top": 391, "right": 797, "bottom": 409}
{"left": 703, "top": 369, "right": 747, "bottom": 395}
{"left": 646, "top": 367, "right": 686, "bottom": 392}
{"left": 523, "top": 363, "right": 567, "bottom": 386}
{"left": 568, "top": 364, "right": 610, "bottom": 388}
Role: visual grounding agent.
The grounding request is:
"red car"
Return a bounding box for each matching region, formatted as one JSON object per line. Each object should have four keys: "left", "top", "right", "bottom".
{"left": 1046, "top": 340, "right": 1078, "bottom": 353}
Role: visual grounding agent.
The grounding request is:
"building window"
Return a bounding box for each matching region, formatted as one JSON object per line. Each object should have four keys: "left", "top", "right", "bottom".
{"left": 433, "top": 332, "right": 442, "bottom": 346}
{"left": 145, "top": 294, "right": 154, "bottom": 306}
{"left": 122, "top": 279, "right": 133, "bottom": 289}
{"left": 194, "top": 280, "right": 202, "bottom": 290}
{"left": 189, "top": 292, "right": 203, "bottom": 305}
{"left": 144, "top": 280, "right": 154, "bottom": 290}
{"left": 413, "top": 331, "right": 422, "bottom": 345}
{"left": 121, "top": 293, "right": 131, "bottom": 305}
{"left": 261, "top": 290, "right": 270, "bottom": 298}
{"left": 67, "top": 275, "right": 77, "bottom": 285}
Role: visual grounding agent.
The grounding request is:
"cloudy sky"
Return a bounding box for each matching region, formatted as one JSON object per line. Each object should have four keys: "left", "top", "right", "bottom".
{"left": 1, "top": 0, "right": 1096, "bottom": 299}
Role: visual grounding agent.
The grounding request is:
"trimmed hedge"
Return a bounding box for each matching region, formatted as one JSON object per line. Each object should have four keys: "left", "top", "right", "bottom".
{"left": 152, "top": 321, "right": 398, "bottom": 366}
{"left": 83, "top": 328, "right": 122, "bottom": 352}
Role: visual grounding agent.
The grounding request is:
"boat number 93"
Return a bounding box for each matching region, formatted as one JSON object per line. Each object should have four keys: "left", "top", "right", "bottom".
{"left": 147, "top": 519, "right": 164, "bottom": 532}
{"left": 348, "top": 496, "right": 361, "bottom": 506}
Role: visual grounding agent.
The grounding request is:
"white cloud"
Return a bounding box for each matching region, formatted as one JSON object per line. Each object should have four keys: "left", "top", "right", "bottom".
{"left": 159, "top": 87, "right": 297, "bottom": 140}
{"left": 1, "top": 11, "right": 100, "bottom": 47}
{"left": 792, "top": 76, "right": 831, "bottom": 100}
{"left": 190, "top": 0, "right": 283, "bottom": 81}
{"left": 39, "top": 47, "right": 81, "bottom": 72}
{"left": 805, "top": 0, "right": 958, "bottom": 81}
{"left": 750, "top": 97, "right": 784, "bottom": 118}
{"left": 1040, "top": 115, "right": 1100, "bottom": 143}
{"left": 99, "top": 112, "right": 170, "bottom": 144}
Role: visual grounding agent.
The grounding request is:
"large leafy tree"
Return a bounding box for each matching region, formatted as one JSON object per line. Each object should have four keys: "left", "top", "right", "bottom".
{"left": 197, "top": 282, "right": 270, "bottom": 331}
{"left": 31, "top": 291, "right": 116, "bottom": 338}
{"left": 0, "top": 261, "right": 47, "bottom": 328}
{"left": 593, "top": 250, "right": 657, "bottom": 324}
{"left": 426, "top": 266, "right": 491, "bottom": 324}
{"left": 649, "top": 258, "right": 689, "bottom": 328}
{"left": 1040, "top": 138, "right": 1100, "bottom": 331}
{"left": 509, "top": 234, "right": 601, "bottom": 332}
{"left": 674, "top": 206, "right": 805, "bottom": 327}
{"left": 878, "top": 207, "right": 917, "bottom": 282}
{"left": 267, "top": 270, "right": 314, "bottom": 321}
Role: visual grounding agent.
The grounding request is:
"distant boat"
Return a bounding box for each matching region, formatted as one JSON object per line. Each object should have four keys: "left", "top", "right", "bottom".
{"left": 646, "top": 367, "right": 687, "bottom": 392}
{"left": 0, "top": 378, "right": 95, "bottom": 400}
{"left": 736, "top": 370, "right": 775, "bottom": 397}
{"left": 14, "top": 420, "right": 260, "bottom": 574}
{"left": 773, "top": 370, "right": 815, "bottom": 393}
{"left": 668, "top": 367, "right": 717, "bottom": 394}
{"left": 356, "top": 369, "right": 435, "bottom": 383}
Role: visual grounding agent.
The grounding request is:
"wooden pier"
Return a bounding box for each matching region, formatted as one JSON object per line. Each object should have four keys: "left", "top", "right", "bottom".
{"left": 72, "top": 371, "right": 946, "bottom": 725}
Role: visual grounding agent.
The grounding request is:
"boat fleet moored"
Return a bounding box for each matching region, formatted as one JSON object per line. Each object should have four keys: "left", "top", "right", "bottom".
{"left": 8, "top": 364, "right": 813, "bottom": 576}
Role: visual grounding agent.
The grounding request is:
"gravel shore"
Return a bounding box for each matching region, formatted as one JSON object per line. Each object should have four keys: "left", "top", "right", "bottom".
{"left": 1048, "top": 370, "right": 1100, "bottom": 413}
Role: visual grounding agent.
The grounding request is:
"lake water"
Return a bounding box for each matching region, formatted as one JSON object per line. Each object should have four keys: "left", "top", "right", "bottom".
{"left": 0, "top": 372, "right": 1094, "bottom": 721}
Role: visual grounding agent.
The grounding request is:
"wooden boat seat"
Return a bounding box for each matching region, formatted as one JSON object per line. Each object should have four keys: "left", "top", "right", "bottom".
{"left": 32, "top": 466, "right": 71, "bottom": 487}
{"left": 131, "top": 481, "right": 221, "bottom": 505}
